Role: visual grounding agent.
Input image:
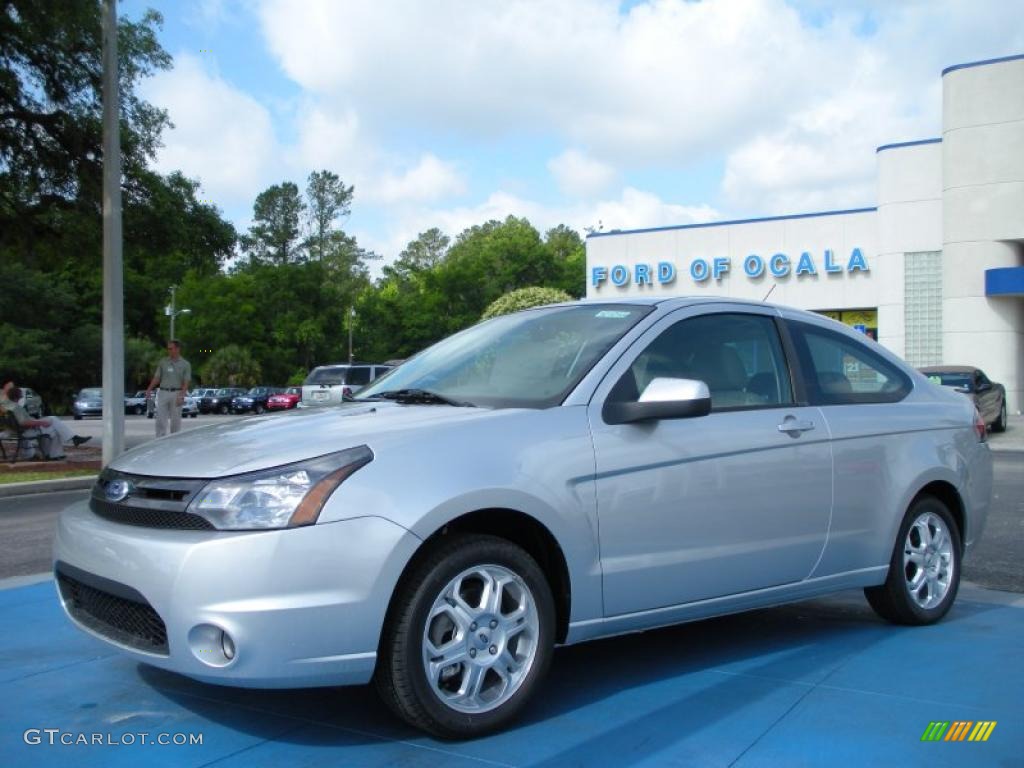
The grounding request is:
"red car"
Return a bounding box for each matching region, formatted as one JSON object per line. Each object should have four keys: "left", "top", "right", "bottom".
{"left": 266, "top": 386, "right": 302, "bottom": 410}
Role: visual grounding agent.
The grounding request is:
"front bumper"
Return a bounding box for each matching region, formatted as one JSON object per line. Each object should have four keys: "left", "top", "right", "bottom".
{"left": 54, "top": 500, "right": 421, "bottom": 688}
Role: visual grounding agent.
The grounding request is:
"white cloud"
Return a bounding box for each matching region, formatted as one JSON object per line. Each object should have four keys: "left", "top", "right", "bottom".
{"left": 367, "top": 154, "right": 467, "bottom": 204}
{"left": 256, "top": 0, "right": 1024, "bottom": 220}
{"left": 142, "top": 54, "right": 278, "bottom": 205}
{"left": 548, "top": 149, "right": 616, "bottom": 199}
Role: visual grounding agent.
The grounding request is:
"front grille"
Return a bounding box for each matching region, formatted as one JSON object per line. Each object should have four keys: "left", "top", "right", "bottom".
{"left": 91, "top": 472, "right": 213, "bottom": 530}
{"left": 56, "top": 567, "right": 168, "bottom": 654}
{"left": 90, "top": 498, "right": 215, "bottom": 530}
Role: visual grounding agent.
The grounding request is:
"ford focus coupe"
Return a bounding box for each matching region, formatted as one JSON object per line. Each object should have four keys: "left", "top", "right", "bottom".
{"left": 54, "top": 298, "right": 992, "bottom": 738}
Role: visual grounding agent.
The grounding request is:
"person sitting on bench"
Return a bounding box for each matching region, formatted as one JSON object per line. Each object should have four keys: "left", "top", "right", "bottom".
{"left": 2, "top": 387, "right": 90, "bottom": 460}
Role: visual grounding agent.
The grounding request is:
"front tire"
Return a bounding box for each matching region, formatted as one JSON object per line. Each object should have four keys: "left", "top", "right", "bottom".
{"left": 375, "top": 534, "right": 555, "bottom": 739}
{"left": 865, "top": 495, "right": 961, "bottom": 625}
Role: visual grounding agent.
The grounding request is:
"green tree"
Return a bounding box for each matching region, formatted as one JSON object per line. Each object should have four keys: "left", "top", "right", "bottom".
{"left": 384, "top": 227, "right": 449, "bottom": 280}
{"left": 0, "top": 4, "right": 238, "bottom": 406}
{"left": 305, "top": 170, "right": 353, "bottom": 262}
{"left": 124, "top": 337, "right": 162, "bottom": 390}
{"left": 481, "top": 287, "right": 574, "bottom": 320}
{"left": 543, "top": 225, "right": 586, "bottom": 297}
{"left": 202, "top": 345, "right": 262, "bottom": 388}
{"left": 242, "top": 182, "right": 305, "bottom": 264}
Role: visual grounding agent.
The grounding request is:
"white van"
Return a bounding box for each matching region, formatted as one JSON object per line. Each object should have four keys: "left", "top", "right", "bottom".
{"left": 299, "top": 363, "right": 392, "bottom": 407}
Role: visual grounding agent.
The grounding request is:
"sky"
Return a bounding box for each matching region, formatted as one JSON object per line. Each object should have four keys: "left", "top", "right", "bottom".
{"left": 123, "top": 0, "right": 1024, "bottom": 268}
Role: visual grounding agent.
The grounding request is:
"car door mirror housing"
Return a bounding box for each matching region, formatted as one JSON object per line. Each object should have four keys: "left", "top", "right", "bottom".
{"left": 603, "top": 378, "right": 712, "bottom": 425}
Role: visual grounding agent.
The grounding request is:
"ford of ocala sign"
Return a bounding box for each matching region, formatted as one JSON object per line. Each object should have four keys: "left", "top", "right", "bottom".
{"left": 591, "top": 248, "right": 869, "bottom": 288}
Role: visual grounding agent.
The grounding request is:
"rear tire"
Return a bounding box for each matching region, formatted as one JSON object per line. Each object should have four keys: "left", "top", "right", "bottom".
{"left": 375, "top": 534, "right": 555, "bottom": 739}
{"left": 992, "top": 401, "right": 1007, "bottom": 433}
{"left": 865, "top": 495, "right": 961, "bottom": 625}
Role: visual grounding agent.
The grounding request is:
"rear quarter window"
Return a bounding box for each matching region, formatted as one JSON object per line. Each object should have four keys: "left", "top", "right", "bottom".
{"left": 788, "top": 320, "right": 911, "bottom": 405}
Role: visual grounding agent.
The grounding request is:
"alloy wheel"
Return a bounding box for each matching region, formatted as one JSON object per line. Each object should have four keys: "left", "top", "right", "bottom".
{"left": 421, "top": 564, "right": 540, "bottom": 714}
{"left": 903, "top": 511, "right": 954, "bottom": 610}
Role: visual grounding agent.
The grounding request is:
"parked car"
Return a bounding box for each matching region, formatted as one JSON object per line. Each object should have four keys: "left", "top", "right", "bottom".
{"left": 199, "top": 387, "right": 248, "bottom": 414}
{"left": 230, "top": 386, "right": 283, "bottom": 414}
{"left": 20, "top": 387, "right": 45, "bottom": 418}
{"left": 267, "top": 387, "right": 302, "bottom": 411}
{"left": 919, "top": 366, "right": 1007, "bottom": 433}
{"left": 125, "top": 391, "right": 147, "bottom": 415}
{"left": 145, "top": 391, "right": 200, "bottom": 419}
{"left": 300, "top": 363, "right": 392, "bottom": 407}
{"left": 55, "top": 299, "right": 992, "bottom": 738}
{"left": 71, "top": 388, "right": 103, "bottom": 419}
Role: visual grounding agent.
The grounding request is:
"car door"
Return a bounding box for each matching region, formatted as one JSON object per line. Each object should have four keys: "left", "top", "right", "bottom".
{"left": 588, "top": 305, "right": 833, "bottom": 616}
{"left": 780, "top": 317, "right": 915, "bottom": 577}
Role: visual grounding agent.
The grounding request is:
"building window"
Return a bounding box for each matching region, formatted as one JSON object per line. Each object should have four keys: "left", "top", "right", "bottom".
{"left": 904, "top": 251, "right": 943, "bottom": 367}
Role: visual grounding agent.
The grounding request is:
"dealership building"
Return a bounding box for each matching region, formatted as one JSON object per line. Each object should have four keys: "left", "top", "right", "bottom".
{"left": 586, "top": 54, "right": 1024, "bottom": 413}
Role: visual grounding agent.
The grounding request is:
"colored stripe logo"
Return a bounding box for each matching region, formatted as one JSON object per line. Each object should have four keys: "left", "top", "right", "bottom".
{"left": 921, "top": 721, "right": 996, "bottom": 742}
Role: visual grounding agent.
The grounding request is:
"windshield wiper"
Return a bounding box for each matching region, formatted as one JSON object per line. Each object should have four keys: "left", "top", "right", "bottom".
{"left": 364, "top": 389, "right": 474, "bottom": 407}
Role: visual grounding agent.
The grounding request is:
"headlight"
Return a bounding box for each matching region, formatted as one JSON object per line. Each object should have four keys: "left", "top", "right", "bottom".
{"left": 187, "top": 446, "right": 373, "bottom": 530}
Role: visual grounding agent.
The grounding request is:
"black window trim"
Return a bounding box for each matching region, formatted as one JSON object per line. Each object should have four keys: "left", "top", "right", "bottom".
{"left": 785, "top": 318, "right": 912, "bottom": 406}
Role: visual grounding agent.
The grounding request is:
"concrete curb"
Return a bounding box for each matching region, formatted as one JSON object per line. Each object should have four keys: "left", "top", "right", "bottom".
{"left": 0, "top": 475, "right": 97, "bottom": 499}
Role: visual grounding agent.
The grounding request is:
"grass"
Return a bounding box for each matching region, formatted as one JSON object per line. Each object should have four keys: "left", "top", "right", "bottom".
{"left": 0, "top": 469, "right": 97, "bottom": 485}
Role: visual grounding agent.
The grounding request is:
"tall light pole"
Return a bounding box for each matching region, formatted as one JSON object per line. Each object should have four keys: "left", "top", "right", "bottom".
{"left": 348, "top": 306, "right": 356, "bottom": 364}
{"left": 166, "top": 285, "right": 191, "bottom": 339}
{"left": 101, "top": 0, "right": 125, "bottom": 465}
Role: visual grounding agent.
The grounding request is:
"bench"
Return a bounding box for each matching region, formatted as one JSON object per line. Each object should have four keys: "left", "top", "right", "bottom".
{"left": 0, "top": 410, "right": 48, "bottom": 463}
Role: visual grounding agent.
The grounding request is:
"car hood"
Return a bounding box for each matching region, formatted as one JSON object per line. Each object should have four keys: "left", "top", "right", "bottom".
{"left": 109, "top": 402, "right": 508, "bottom": 478}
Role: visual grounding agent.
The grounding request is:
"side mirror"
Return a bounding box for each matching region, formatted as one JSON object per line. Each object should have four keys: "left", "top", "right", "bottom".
{"left": 603, "top": 377, "right": 712, "bottom": 425}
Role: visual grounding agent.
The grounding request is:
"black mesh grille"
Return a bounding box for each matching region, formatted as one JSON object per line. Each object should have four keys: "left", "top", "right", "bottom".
{"left": 89, "top": 498, "right": 215, "bottom": 530}
{"left": 57, "top": 570, "right": 168, "bottom": 654}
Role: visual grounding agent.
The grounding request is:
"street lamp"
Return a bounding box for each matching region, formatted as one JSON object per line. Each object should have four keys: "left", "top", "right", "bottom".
{"left": 165, "top": 285, "right": 191, "bottom": 339}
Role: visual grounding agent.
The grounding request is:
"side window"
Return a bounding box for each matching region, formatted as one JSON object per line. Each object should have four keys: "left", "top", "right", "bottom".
{"left": 610, "top": 313, "right": 793, "bottom": 410}
{"left": 789, "top": 321, "right": 911, "bottom": 405}
{"left": 346, "top": 366, "right": 372, "bottom": 386}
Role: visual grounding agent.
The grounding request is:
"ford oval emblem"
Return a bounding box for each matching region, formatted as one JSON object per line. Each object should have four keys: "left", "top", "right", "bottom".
{"left": 105, "top": 479, "right": 131, "bottom": 503}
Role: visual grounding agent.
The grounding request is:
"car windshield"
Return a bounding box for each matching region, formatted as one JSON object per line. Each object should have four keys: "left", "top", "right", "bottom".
{"left": 305, "top": 366, "right": 348, "bottom": 386}
{"left": 927, "top": 372, "right": 973, "bottom": 390}
{"left": 287, "top": 387, "right": 301, "bottom": 395}
{"left": 80, "top": 388, "right": 101, "bottom": 398}
{"left": 356, "top": 304, "right": 652, "bottom": 409}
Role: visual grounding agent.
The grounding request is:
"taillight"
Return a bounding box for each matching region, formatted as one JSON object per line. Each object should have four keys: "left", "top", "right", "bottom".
{"left": 342, "top": 386, "right": 352, "bottom": 398}
{"left": 974, "top": 408, "right": 987, "bottom": 442}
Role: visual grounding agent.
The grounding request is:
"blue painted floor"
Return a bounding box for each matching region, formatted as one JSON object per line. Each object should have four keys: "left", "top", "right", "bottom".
{"left": 1, "top": 579, "right": 1021, "bottom": 767}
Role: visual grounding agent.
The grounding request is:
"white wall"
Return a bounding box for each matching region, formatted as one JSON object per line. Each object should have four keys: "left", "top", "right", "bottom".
{"left": 943, "top": 57, "right": 1024, "bottom": 412}
{"left": 876, "top": 140, "right": 944, "bottom": 358}
{"left": 586, "top": 211, "right": 882, "bottom": 306}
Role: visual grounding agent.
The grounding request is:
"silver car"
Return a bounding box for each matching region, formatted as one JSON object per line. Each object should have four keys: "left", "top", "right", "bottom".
{"left": 54, "top": 298, "right": 992, "bottom": 738}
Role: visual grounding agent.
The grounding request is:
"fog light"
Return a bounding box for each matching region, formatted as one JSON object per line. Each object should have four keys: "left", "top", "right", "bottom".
{"left": 221, "top": 630, "right": 236, "bottom": 661}
{"left": 188, "top": 623, "right": 237, "bottom": 667}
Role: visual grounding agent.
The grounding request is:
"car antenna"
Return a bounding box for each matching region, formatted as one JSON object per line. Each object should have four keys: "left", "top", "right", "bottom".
{"left": 761, "top": 284, "right": 777, "bottom": 302}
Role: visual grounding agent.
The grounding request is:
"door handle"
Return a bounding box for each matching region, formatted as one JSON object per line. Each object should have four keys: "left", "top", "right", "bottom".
{"left": 777, "top": 418, "right": 815, "bottom": 434}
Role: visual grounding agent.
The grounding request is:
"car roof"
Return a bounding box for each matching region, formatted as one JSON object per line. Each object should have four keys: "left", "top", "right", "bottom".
{"left": 547, "top": 295, "right": 839, "bottom": 322}
{"left": 919, "top": 365, "right": 976, "bottom": 374}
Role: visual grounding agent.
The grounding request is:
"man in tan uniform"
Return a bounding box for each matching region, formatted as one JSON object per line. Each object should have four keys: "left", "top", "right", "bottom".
{"left": 145, "top": 340, "right": 192, "bottom": 438}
